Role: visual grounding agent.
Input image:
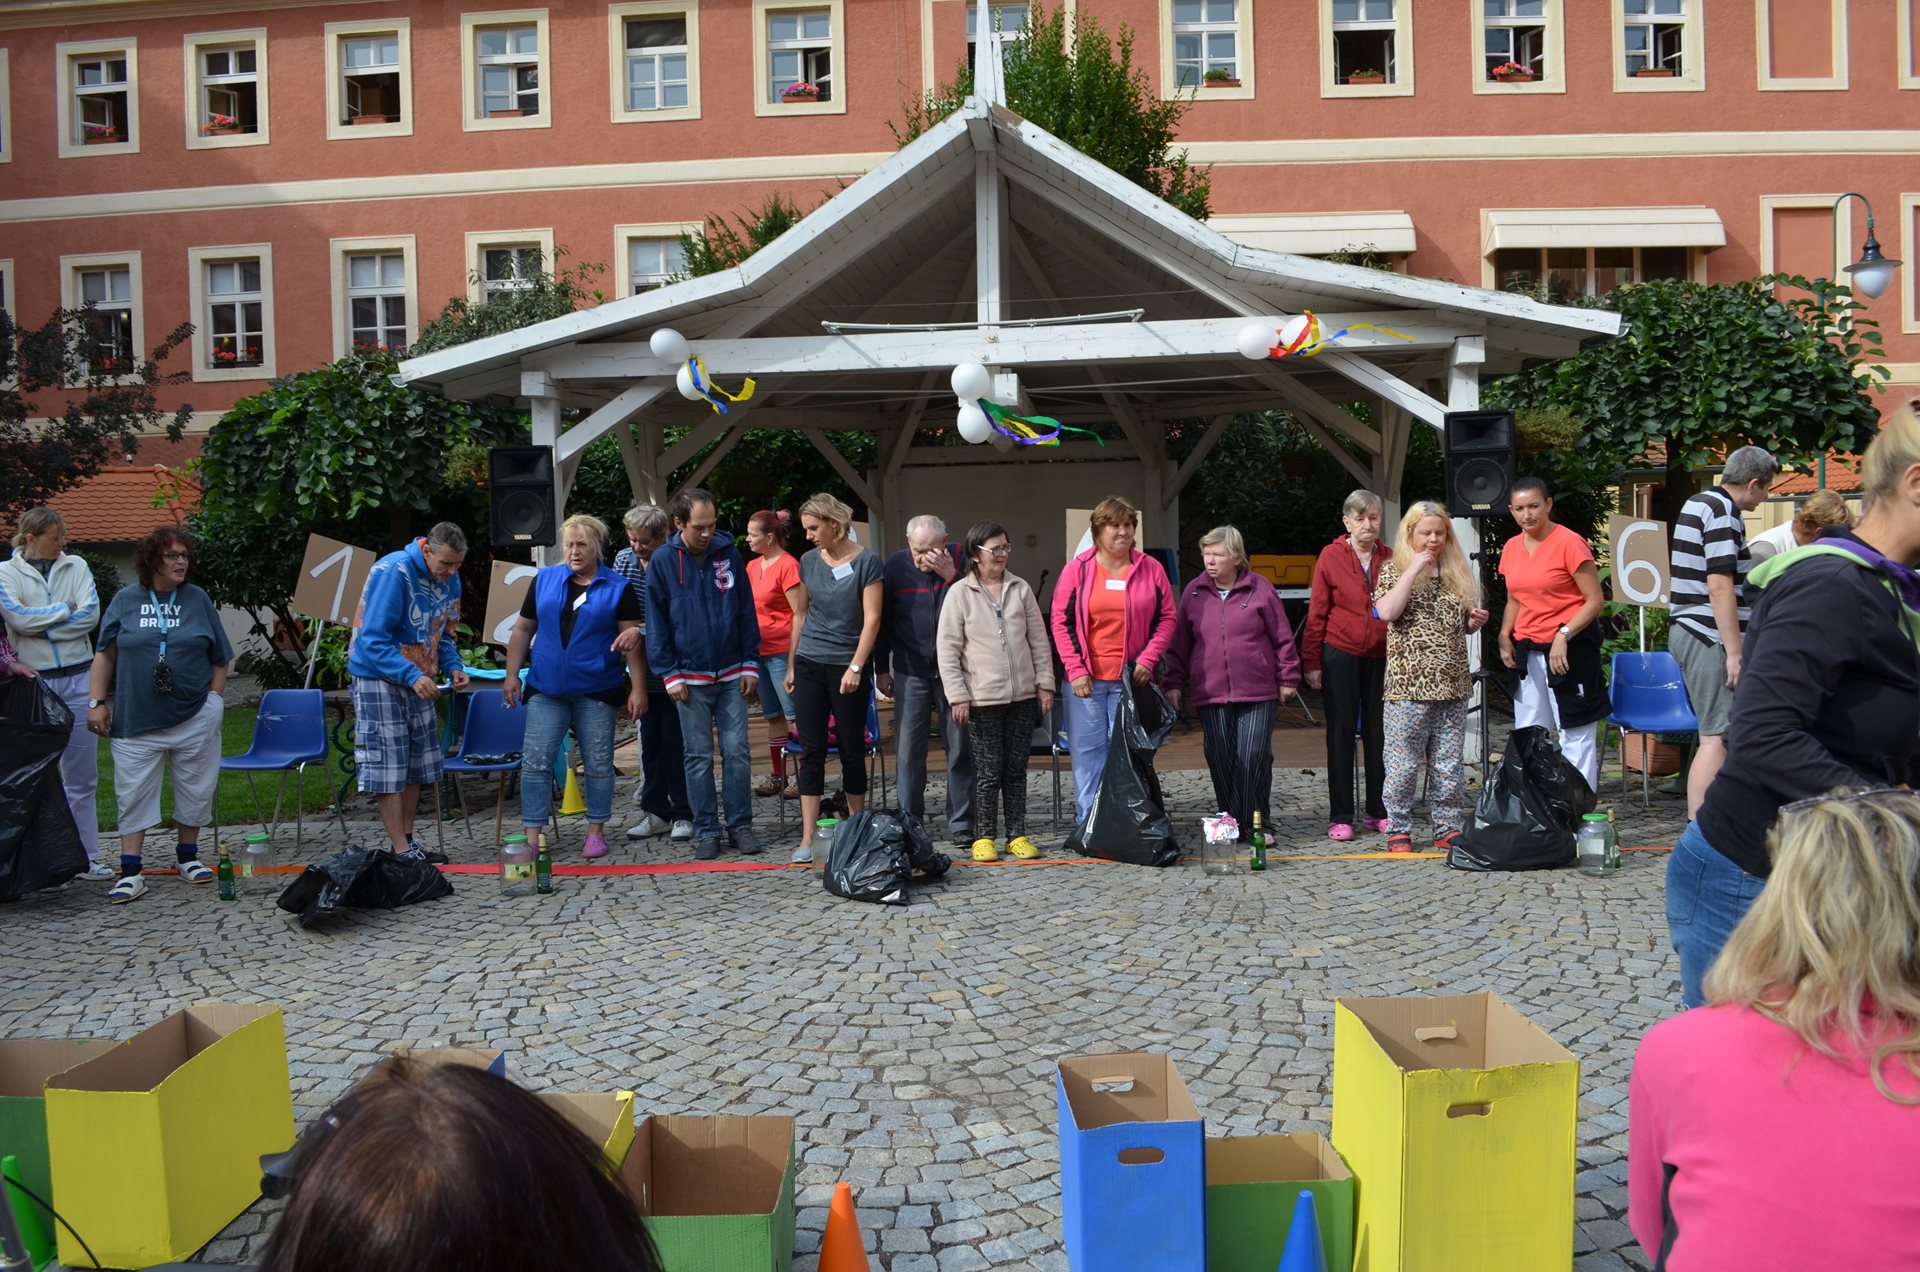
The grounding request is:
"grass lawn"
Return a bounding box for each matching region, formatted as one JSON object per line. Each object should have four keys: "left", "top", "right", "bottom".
{"left": 94, "top": 704, "right": 351, "bottom": 832}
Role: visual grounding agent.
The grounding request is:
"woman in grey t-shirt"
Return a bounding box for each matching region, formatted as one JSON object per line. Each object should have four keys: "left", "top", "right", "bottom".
{"left": 783, "top": 493, "right": 883, "bottom": 862}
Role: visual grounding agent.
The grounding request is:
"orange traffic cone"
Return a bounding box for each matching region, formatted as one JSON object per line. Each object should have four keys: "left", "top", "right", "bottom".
{"left": 819, "top": 1180, "right": 871, "bottom": 1272}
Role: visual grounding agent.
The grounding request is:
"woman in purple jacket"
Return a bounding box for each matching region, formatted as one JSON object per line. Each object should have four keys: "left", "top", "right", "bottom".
{"left": 1164, "top": 526, "right": 1302, "bottom": 836}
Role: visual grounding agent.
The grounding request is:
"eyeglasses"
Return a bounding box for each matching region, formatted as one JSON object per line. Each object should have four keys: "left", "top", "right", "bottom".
{"left": 162, "top": 550, "right": 192, "bottom": 562}
{"left": 1777, "top": 786, "right": 1906, "bottom": 817}
{"left": 979, "top": 545, "right": 1013, "bottom": 557}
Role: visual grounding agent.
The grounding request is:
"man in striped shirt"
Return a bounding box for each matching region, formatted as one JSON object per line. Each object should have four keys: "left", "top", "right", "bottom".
{"left": 1668, "top": 444, "right": 1777, "bottom": 817}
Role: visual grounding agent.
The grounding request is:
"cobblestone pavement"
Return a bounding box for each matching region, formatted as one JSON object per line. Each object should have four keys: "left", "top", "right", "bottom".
{"left": 10, "top": 753, "right": 1691, "bottom": 1271}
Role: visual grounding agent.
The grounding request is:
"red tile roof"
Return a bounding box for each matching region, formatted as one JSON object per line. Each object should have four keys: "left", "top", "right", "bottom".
{"left": 1771, "top": 463, "right": 1862, "bottom": 495}
{"left": 39, "top": 466, "right": 202, "bottom": 545}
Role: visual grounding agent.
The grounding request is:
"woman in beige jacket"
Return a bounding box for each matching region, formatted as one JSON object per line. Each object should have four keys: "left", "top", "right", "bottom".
{"left": 936, "top": 520, "right": 1056, "bottom": 862}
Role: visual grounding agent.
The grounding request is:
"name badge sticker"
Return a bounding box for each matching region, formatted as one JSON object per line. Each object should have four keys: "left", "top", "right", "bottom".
{"left": 832, "top": 562, "right": 855, "bottom": 581}
{"left": 1104, "top": 578, "right": 1127, "bottom": 591}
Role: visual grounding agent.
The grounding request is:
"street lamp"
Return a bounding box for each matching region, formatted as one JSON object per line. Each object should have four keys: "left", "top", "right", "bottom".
{"left": 1828, "top": 192, "right": 1902, "bottom": 300}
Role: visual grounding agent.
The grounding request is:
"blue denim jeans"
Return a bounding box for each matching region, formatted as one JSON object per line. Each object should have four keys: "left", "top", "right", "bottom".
{"left": 519, "top": 692, "right": 616, "bottom": 826}
{"left": 756, "top": 654, "right": 796, "bottom": 723}
{"left": 1064, "top": 678, "right": 1125, "bottom": 823}
{"left": 638, "top": 688, "right": 691, "bottom": 822}
{"left": 674, "top": 682, "right": 754, "bottom": 839}
{"left": 1666, "top": 820, "right": 1768, "bottom": 1008}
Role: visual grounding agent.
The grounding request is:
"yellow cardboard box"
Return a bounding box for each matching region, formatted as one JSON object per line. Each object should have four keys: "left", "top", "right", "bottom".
{"left": 1332, "top": 993, "right": 1578, "bottom": 1272}
{"left": 44, "top": 1005, "right": 294, "bottom": 1269}
{"left": 543, "top": 1091, "right": 638, "bottom": 1174}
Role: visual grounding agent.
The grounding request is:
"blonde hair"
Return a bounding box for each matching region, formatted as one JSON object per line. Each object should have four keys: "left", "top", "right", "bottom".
{"left": 1090, "top": 496, "right": 1139, "bottom": 534}
{"left": 1859, "top": 397, "right": 1920, "bottom": 503}
{"left": 1793, "top": 489, "right": 1853, "bottom": 539}
{"left": 798, "top": 492, "right": 852, "bottom": 531}
{"left": 10, "top": 507, "right": 64, "bottom": 551}
{"left": 1389, "top": 502, "right": 1476, "bottom": 606}
{"left": 1197, "top": 525, "right": 1246, "bottom": 565}
{"left": 1704, "top": 789, "right": 1920, "bottom": 1104}
{"left": 559, "top": 513, "right": 608, "bottom": 559}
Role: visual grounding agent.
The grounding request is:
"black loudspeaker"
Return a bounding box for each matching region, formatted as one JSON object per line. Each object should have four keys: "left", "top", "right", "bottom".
{"left": 1443, "top": 410, "right": 1517, "bottom": 517}
{"left": 488, "top": 445, "right": 557, "bottom": 548}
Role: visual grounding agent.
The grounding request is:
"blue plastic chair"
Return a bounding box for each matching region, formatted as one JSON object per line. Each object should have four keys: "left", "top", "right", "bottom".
{"left": 442, "top": 692, "right": 530, "bottom": 846}
{"left": 216, "top": 688, "right": 338, "bottom": 854}
{"left": 1608, "top": 651, "right": 1700, "bottom": 804}
{"left": 778, "top": 690, "right": 888, "bottom": 826}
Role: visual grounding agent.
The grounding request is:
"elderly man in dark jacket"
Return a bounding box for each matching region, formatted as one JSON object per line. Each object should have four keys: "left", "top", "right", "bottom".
{"left": 876, "top": 514, "right": 973, "bottom": 844}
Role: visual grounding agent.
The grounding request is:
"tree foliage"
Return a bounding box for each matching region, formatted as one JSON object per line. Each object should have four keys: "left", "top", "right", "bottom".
{"left": 891, "top": 0, "right": 1210, "bottom": 219}
{"left": 1489, "top": 275, "right": 1888, "bottom": 522}
{"left": 410, "top": 248, "right": 607, "bottom": 355}
{"left": 0, "top": 307, "right": 194, "bottom": 524}
{"left": 676, "top": 192, "right": 815, "bottom": 279}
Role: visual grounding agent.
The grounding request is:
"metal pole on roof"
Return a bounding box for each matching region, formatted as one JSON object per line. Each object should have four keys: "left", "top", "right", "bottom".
{"left": 1818, "top": 453, "right": 1826, "bottom": 490}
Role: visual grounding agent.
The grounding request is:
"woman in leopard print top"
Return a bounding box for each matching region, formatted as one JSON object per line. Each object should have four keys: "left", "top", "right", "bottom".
{"left": 1372, "top": 502, "right": 1490, "bottom": 853}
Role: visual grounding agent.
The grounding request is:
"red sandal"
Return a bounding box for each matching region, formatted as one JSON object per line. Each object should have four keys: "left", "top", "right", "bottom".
{"left": 1387, "top": 833, "right": 1414, "bottom": 854}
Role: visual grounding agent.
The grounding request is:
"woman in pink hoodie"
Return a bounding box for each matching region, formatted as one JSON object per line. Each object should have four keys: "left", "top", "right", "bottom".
{"left": 1049, "top": 497, "right": 1176, "bottom": 824}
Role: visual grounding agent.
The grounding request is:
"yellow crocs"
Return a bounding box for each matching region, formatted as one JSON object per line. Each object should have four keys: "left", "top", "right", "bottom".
{"left": 971, "top": 838, "right": 1000, "bottom": 862}
{"left": 1007, "top": 836, "right": 1041, "bottom": 860}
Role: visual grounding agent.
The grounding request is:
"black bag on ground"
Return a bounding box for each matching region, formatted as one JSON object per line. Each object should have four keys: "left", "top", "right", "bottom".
{"left": 276, "top": 846, "right": 454, "bottom": 928}
{"left": 1449, "top": 725, "right": 1596, "bottom": 871}
{"left": 1065, "top": 667, "right": 1180, "bottom": 867}
{"left": 0, "top": 676, "right": 86, "bottom": 901}
{"left": 823, "top": 809, "right": 950, "bottom": 905}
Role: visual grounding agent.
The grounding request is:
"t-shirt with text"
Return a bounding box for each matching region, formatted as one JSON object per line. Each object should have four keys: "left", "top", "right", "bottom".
{"left": 98, "top": 583, "right": 233, "bottom": 738}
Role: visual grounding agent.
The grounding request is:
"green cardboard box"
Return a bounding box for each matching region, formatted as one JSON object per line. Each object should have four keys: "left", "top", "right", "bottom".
{"left": 1206, "top": 1132, "right": 1355, "bottom": 1272}
{"left": 619, "top": 1115, "right": 797, "bottom": 1272}
{"left": 0, "top": 1039, "right": 114, "bottom": 1215}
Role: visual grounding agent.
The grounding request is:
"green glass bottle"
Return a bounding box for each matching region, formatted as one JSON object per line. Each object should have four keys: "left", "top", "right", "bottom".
{"left": 1248, "top": 812, "right": 1267, "bottom": 872}
{"left": 216, "top": 845, "right": 237, "bottom": 901}
{"left": 535, "top": 838, "right": 554, "bottom": 894}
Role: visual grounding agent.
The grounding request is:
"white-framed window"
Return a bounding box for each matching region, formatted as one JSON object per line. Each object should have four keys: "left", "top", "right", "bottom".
{"left": 630, "top": 240, "right": 686, "bottom": 293}
{"left": 752, "top": 0, "right": 846, "bottom": 115}
{"left": 1171, "top": 0, "right": 1237, "bottom": 86}
{"left": 967, "top": 3, "right": 1028, "bottom": 70}
{"left": 60, "top": 253, "right": 143, "bottom": 379}
{"left": 326, "top": 22, "right": 412, "bottom": 139}
{"left": 461, "top": 11, "right": 551, "bottom": 130}
{"left": 187, "top": 246, "right": 275, "bottom": 381}
{"left": 1901, "top": 193, "right": 1919, "bottom": 335}
{"left": 465, "top": 229, "right": 556, "bottom": 303}
{"left": 1611, "top": 0, "right": 1702, "bottom": 90}
{"left": 185, "top": 30, "right": 268, "bottom": 149}
{"left": 330, "top": 236, "right": 418, "bottom": 359}
{"left": 1902, "top": 0, "right": 1919, "bottom": 90}
{"left": 609, "top": 4, "right": 701, "bottom": 122}
{"left": 0, "top": 50, "right": 12, "bottom": 165}
{"left": 0, "top": 260, "right": 12, "bottom": 330}
{"left": 59, "top": 40, "right": 140, "bottom": 157}
{"left": 1472, "top": 0, "right": 1564, "bottom": 94}
{"left": 1492, "top": 246, "right": 1692, "bottom": 300}
{"left": 1320, "top": 0, "right": 1412, "bottom": 96}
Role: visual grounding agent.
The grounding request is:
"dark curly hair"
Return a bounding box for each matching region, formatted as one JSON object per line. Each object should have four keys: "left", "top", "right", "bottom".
{"left": 133, "top": 524, "right": 194, "bottom": 589}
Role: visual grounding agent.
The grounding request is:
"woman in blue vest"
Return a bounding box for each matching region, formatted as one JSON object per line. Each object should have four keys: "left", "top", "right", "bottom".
{"left": 504, "top": 514, "right": 647, "bottom": 859}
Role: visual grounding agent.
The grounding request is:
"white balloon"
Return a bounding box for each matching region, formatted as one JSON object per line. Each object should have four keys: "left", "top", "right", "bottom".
{"left": 1236, "top": 323, "right": 1277, "bottom": 361}
{"left": 950, "top": 362, "right": 992, "bottom": 402}
{"left": 956, "top": 403, "right": 993, "bottom": 444}
{"left": 1279, "top": 314, "right": 1313, "bottom": 350}
{"left": 675, "top": 363, "right": 703, "bottom": 401}
{"left": 650, "top": 328, "right": 691, "bottom": 365}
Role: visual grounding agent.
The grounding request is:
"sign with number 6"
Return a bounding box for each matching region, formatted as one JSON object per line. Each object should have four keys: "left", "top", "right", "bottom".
{"left": 1607, "top": 515, "right": 1671, "bottom": 608}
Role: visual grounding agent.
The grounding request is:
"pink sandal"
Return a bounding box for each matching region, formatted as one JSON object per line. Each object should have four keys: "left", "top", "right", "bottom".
{"left": 1327, "top": 823, "right": 1355, "bottom": 842}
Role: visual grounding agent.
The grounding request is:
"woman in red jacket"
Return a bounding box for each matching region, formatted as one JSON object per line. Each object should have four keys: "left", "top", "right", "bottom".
{"left": 1049, "top": 496, "right": 1177, "bottom": 825}
{"left": 1300, "top": 490, "right": 1391, "bottom": 842}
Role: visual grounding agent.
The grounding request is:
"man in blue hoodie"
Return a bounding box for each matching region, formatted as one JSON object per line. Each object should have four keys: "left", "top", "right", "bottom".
{"left": 349, "top": 522, "right": 470, "bottom": 861}
{"left": 644, "top": 489, "right": 763, "bottom": 861}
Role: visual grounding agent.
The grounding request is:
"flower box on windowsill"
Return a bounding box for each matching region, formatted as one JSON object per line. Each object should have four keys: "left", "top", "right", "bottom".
{"left": 1493, "top": 70, "right": 1534, "bottom": 83}
{"left": 1345, "top": 73, "right": 1386, "bottom": 86}
{"left": 782, "top": 91, "right": 819, "bottom": 103}
{"left": 200, "top": 125, "right": 247, "bottom": 136}
{"left": 487, "top": 108, "right": 528, "bottom": 118}
{"left": 82, "top": 132, "right": 125, "bottom": 145}
{"left": 1202, "top": 76, "right": 1240, "bottom": 88}
{"left": 1633, "top": 68, "right": 1675, "bottom": 78}
{"left": 348, "top": 114, "right": 392, "bottom": 125}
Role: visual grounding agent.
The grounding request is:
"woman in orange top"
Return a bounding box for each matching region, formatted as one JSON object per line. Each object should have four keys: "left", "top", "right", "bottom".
{"left": 745, "top": 510, "right": 802, "bottom": 796}
{"left": 1496, "top": 476, "right": 1608, "bottom": 790}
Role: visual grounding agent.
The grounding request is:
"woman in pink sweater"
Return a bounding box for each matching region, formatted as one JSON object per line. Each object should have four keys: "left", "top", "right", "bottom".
{"left": 1629, "top": 787, "right": 1920, "bottom": 1270}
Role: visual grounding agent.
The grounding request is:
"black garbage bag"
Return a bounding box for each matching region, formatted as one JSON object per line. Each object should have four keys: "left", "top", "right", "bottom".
{"left": 823, "top": 809, "right": 950, "bottom": 905}
{"left": 1065, "top": 667, "right": 1179, "bottom": 867}
{"left": 0, "top": 676, "right": 86, "bottom": 901}
{"left": 1449, "top": 726, "right": 1596, "bottom": 872}
{"left": 276, "top": 846, "right": 454, "bottom": 928}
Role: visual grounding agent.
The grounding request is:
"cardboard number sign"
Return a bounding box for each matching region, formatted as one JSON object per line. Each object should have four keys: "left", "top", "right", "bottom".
{"left": 291, "top": 535, "right": 378, "bottom": 624}
{"left": 483, "top": 561, "right": 541, "bottom": 647}
{"left": 1607, "top": 515, "right": 1671, "bottom": 608}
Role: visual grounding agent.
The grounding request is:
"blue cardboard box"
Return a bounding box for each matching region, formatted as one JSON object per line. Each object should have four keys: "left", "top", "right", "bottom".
{"left": 1057, "top": 1051, "right": 1206, "bottom": 1272}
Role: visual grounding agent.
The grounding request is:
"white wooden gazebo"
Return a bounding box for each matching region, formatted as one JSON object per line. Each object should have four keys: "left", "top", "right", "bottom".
{"left": 396, "top": 94, "right": 1620, "bottom": 558}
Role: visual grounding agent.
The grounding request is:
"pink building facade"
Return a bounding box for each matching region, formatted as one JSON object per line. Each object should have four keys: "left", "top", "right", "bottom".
{"left": 2, "top": 0, "right": 1916, "bottom": 425}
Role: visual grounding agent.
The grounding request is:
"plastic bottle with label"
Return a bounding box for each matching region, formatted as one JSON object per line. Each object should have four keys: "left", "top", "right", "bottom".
{"left": 501, "top": 832, "right": 535, "bottom": 897}
{"left": 241, "top": 832, "right": 273, "bottom": 893}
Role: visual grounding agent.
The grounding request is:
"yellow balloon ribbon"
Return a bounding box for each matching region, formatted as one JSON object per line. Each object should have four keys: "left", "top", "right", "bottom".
{"left": 688, "top": 356, "right": 756, "bottom": 414}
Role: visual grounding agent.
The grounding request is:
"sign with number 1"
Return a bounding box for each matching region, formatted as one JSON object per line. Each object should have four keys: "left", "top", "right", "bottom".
{"left": 291, "top": 535, "right": 378, "bottom": 624}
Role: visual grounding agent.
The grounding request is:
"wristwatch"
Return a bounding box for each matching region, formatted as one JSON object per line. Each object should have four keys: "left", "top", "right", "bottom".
{"left": 847, "top": 661, "right": 862, "bottom": 673}
{"left": 1556, "top": 624, "right": 1573, "bottom": 639}
{"left": 88, "top": 697, "right": 106, "bottom": 709}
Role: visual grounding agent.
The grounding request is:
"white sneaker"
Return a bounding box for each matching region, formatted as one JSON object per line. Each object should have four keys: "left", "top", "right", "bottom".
{"left": 790, "top": 844, "right": 813, "bottom": 864}
{"left": 106, "top": 874, "right": 147, "bottom": 903}
{"left": 78, "top": 861, "right": 116, "bottom": 881}
{"left": 627, "top": 813, "right": 669, "bottom": 839}
{"left": 670, "top": 819, "right": 694, "bottom": 842}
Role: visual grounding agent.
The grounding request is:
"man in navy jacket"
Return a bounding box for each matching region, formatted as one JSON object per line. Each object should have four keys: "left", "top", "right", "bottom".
{"left": 875, "top": 515, "right": 973, "bottom": 843}
{"left": 644, "top": 488, "right": 763, "bottom": 861}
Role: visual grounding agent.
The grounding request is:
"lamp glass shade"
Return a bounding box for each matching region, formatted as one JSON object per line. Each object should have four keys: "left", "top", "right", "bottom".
{"left": 1844, "top": 257, "right": 1899, "bottom": 301}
